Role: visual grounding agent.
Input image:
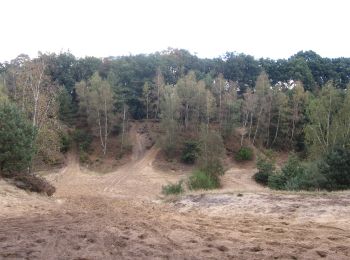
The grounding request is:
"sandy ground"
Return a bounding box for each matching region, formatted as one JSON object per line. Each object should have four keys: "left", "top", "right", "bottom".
{"left": 0, "top": 123, "right": 350, "bottom": 259}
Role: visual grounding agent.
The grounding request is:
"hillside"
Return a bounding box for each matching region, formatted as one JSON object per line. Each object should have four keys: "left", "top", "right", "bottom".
{"left": 1, "top": 124, "right": 349, "bottom": 259}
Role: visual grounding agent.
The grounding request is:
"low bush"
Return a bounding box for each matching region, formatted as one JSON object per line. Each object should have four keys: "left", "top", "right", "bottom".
{"left": 254, "top": 171, "right": 270, "bottom": 186}
{"left": 266, "top": 155, "right": 328, "bottom": 191}
{"left": 201, "top": 159, "right": 224, "bottom": 176}
{"left": 188, "top": 170, "right": 220, "bottom": 190}
{"left": 163, "top": 143, "right": 177, "bottom": 159}
{"left": 235, "top": 147, "right": 253, "bottom": 161}
{"left": 318, "top": 147, "right": 350, "bottom": 190}
{"left": 162, "top": 180, "right": 184, "bottom": 195}
{"left": 181, "top": 140, "right": 200, "bottom": 164}
{"left": 253, "top": 157, "right": 275, "bottom": 185}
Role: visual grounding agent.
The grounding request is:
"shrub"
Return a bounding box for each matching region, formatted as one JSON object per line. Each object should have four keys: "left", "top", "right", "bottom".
{"left": 268, "top": 173, "right": 286, "bottom": 190}
{"left": 201, "top": 159, "right": 224, "bottom": 176}
{"left": 235, "top": 147, "right": 253, "bottom": 161}
{"left": 267, "top": 155, "right": 305, "bottom": 190}
{"left": 254, "top": 171, "right": 270, "bottom": 186}
{"left": 162, "top": 180, "right": 184, "bottom": 195}
{"left": 318, "top": 147, "right": 350, "bottom": 190}
{"left": 164, "top": 143, "right": 177, "bottom": 159}
{"left": 267, "top": 155, "right": 327, "bottom": 191}
{"left": 253, "top": 157, "right": 275, "bottom": 185}
{"left": 181, "top": 140, "right": 200, "bottom": 164}
{"left": 188, "top": 170, "right": 220, "bottom": 190}
{"left": 198, "top": 127, "right": 225, "bottom": 172}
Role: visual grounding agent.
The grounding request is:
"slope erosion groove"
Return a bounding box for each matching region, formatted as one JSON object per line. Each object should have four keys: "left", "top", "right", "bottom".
{"left": 0, "top": 123, "right": 350, "bottom": 259}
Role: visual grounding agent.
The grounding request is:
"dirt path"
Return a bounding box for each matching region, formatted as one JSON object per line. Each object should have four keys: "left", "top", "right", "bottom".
{"left": 1, "top": 123, "right": 350, "bottom": 259}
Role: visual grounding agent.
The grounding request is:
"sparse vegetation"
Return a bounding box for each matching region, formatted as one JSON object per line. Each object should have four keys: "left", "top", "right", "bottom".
{"left": 235, "top": 147, "right": 253, "bottom": 161}
{"left": 181, "top": 140, "right": 200, "bottom": 164}
{"left": 188, "top": 170, "right": 220, "bottom": 190}
{"left": 73, "top": 129, "right": 93, "bottom": 152}
{"left": 253, "top": 157, "right": 275, "bottom": 186}
{"left": 0, "top": 48, "right": 349, "bottom": 195}
{"left": 162, "top": 181, "right": 184, "bottom": 195}
{"left": 59, "top": 132, "right": 72, "bottom": 153}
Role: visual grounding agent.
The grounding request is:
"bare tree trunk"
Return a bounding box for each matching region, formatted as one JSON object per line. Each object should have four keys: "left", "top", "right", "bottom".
{"left": 219, "top": 89, "right": 222, "bottom": 129}
{"left": 248, "top": 112, "right": 253, "bottom": 142}
{"left": 290, "top": 103, "right": 299, "bottom": 147}
{"left": 155, "top": 71, "right": 161, "bottom": 119}
{"left": 326, "top": 92, "right": 332, "bottom": 147}
{"left": 103, "top": 95, "right": 108, "bottom": 155}
{"left": 146, "top": 93, "right": 149, "bottom": 120}
{"left": 253, "top": 107, "right": 263, "bottom": 145}
{"left": 240, "top": 112, "right": 249, "bottom": 147}
{"left": 97, "top": 110, "right": 106, "bottom": 155}
{"left": 185, "top": 102, "right": 189, "bottom": 129}
{"left": 121, "top": 104, "right": 126, "bottom": 154}
{"left": 266, "top": 100, "right": 272, "bottom": 147}
{"left": 271, "top": 109, "right": 281, "bottom": 147}
{"left": 31, "top": 68, "right": 44, "bottom": 128}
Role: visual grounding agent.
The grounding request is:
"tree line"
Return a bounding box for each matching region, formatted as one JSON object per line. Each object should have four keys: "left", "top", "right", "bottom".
{"left": 0, "top": 49, "right": 349, "bottom": 191}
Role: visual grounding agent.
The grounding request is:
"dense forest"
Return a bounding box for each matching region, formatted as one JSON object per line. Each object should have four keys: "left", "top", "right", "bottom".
{"left": 0, "top": 48, "right": 350, "bottom": 192}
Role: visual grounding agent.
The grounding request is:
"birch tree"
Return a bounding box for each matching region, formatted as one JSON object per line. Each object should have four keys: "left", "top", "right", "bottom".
{"left": 12, "top": 56, "right": 61, "bottom": 165}
{"left": 142, "top": 82, "right": 151, "bottom": 120}
{"left": 252, "top": 71, "right": 271, "bottom": 145}
{"left": 305, "top": 82, "right": 342, "bottom": 157}
{"left": 153, "top": 67, "right": 165, "bottom": 119}
{"left": 160, "top": 85, "right": 180, "bottom": 157}
{"left": 176, "top": 71, "right": 198, "bottom": 130}
{"left": 290, "top": 81, "right": 307, "bottom": 146}
{"left": 77, "top": 73, "right": 114, "bottom": 155}
{"left": 212, "top": 73, "right": 226, "bottom": 128}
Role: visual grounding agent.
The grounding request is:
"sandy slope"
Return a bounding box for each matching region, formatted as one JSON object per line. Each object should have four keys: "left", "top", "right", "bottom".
{"left": 0, "top": 123, "right": 350, "bottom": 259}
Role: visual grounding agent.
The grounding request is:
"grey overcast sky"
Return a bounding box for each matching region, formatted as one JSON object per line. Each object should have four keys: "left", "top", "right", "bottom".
{"left": 1, "top": 0, "right": 350, "bottom": 62}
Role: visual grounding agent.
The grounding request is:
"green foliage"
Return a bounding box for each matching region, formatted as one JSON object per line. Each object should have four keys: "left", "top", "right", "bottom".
{"left": 263, "top": 155, "right": 328, "bottom": 191}
{"left": 305, "top": 83, "right": 350, "bottom": 158}
{"left": 162, "top": 180, "right": 184, "bottom": 195}
{"left": 58, "top": 89, "right": 76, "bottom": 126}
{"left": 0, "top": 103, "right": 36, "bottom": 174}
{"left": 73, "top": 129, "right": 92, "bottom": 152}
{"left": 181, "top": 140, "right": 200, "bottom": 164}
{"left": 201, "top": 160, "right": 224, "bottom": 177}
{"left": 318, "top": 147, "right": 350, "bottom": 190}
{"left": 267, "top": 173, "right": 286, "bottom": 190}
{"left": 235, "top": 147, "right": 253, "bottom": 161}
{"left": 160, "top": 85, "right": 180, "bottom": 159}
{"left": 188, "top": 170, "right": 220, "bottom": 190}
{"left": 267, "top": 155, "right": 306, "bottom": 190}
{"left": 253, "top": 157, "right": 275, "bottom": 185}
{"left": 59, "top": 133, "right": 72, "bottom": 153}
{"left": 198, "top": 126, "right": 225, "bottom": 175}
{"left": 79, "top": 150, "right": 90, "bottom": 164}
